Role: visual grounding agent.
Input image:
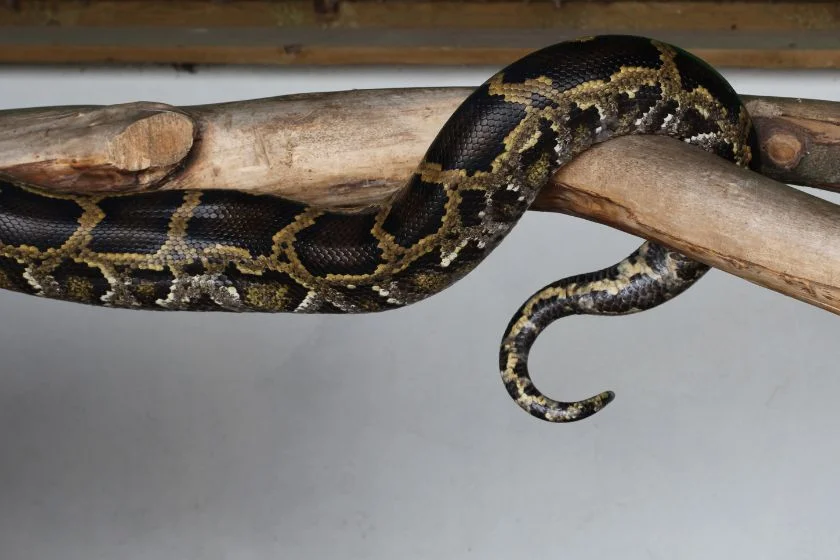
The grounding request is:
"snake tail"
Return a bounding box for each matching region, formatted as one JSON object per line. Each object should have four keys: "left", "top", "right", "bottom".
{"left": 500, "top": 242, "right": 710, "bottom": 422}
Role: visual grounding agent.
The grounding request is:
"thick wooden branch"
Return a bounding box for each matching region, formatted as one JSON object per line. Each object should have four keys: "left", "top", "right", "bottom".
{"left": 0, "top": 89, "right": 838, "bottom": 313}
{"left": 547, "top": 135, "right": 840, "bottom": 315}
{"left": 1, "top": 89, "right": 838, "bottom": 199}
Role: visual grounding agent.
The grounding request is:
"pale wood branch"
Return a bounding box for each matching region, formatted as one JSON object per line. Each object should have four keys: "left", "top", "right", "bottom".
{"left": 0, "top": 88, "right": 838, "bottom": 313}
{"left": 0, "top": 103, "right": 194, "bottom": 190}
{"left": 1, "top": 89, "right": 837, "bottom": 199}
{"left": 546, "top": 135, "right": 840, "bottom": 315}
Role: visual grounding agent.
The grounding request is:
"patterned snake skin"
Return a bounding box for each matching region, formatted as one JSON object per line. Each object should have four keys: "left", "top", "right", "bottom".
{"left": 0, "top": 36, "right": 757, "bottom": 422}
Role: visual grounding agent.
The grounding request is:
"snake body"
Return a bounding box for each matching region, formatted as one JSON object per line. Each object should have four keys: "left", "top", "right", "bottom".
{"left": 0, "top": 36, "right": 756, "bottom": 422}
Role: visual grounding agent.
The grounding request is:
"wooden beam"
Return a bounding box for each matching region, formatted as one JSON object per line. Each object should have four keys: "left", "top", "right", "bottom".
{"left": 0, "top": 1, "right": 837, "bottom": 67}
{"left": 0, "top": 31, "right": 837, "bottom": 69}
{"left": 1, "top": 1, "right": 837, "bottom": 32}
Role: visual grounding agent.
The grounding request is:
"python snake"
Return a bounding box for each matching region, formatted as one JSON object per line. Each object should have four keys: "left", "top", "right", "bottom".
{"left": 0, "top": 36, "right": 757, "bottom": 422}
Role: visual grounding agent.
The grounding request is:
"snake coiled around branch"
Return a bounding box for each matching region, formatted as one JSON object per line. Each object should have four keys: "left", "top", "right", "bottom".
{"left": 0, "top": 35, "right": 756, "bottom": 422}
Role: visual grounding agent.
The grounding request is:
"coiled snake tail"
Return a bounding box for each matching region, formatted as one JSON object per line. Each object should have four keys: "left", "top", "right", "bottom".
{"left": 500, "top": 241, "right": 710, "bottom": 422}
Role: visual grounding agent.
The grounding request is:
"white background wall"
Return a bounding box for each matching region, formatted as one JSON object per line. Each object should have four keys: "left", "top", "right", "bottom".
{"left": 0, "top": 62, "right": 838, "bottom": 560}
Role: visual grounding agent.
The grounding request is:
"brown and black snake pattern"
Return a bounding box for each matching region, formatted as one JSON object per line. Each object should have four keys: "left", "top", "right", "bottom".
{"left": 0, "top": 36, "right": 757, "bottom": 422}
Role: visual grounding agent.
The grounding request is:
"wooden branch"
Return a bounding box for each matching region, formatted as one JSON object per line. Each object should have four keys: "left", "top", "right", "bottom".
{"left": 0, "top": 1, "right": 838, "bottom": 68}
{"left": 744, "top": 96, "right": 840, "bottom": 192}
{"left": 546, "top": 135, "right": 840, "bottom": 315}
{"left": 0, "top": 103, "right": 195, "bottom": 190}
{"left": 1, "top": 89, "right": 837, "bottom": 199}
{"left": 0, "top": 88, "right": 838, "bottom": 313}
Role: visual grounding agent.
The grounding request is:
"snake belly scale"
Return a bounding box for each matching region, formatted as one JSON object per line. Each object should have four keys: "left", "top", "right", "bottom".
{"left": 0, "top": 36, "right": 756, "bottom": 422}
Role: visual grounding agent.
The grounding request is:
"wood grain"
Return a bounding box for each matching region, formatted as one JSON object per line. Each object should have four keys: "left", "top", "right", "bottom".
{"left": 0, "top": 1, "right": 837, "bottom": 67}
{"left": 2, "top": 1, "right": 837, "bottom": 32}
{"left": 1, "top": 42, "right": 838, "bottom": 69}
{"left": 0, "top": 103, "right": 194, "bottom": 191}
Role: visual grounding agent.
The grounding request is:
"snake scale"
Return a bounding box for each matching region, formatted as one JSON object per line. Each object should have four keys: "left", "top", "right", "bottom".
{"left": 0, "top": 36, "right": 757, "bottom": 422}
